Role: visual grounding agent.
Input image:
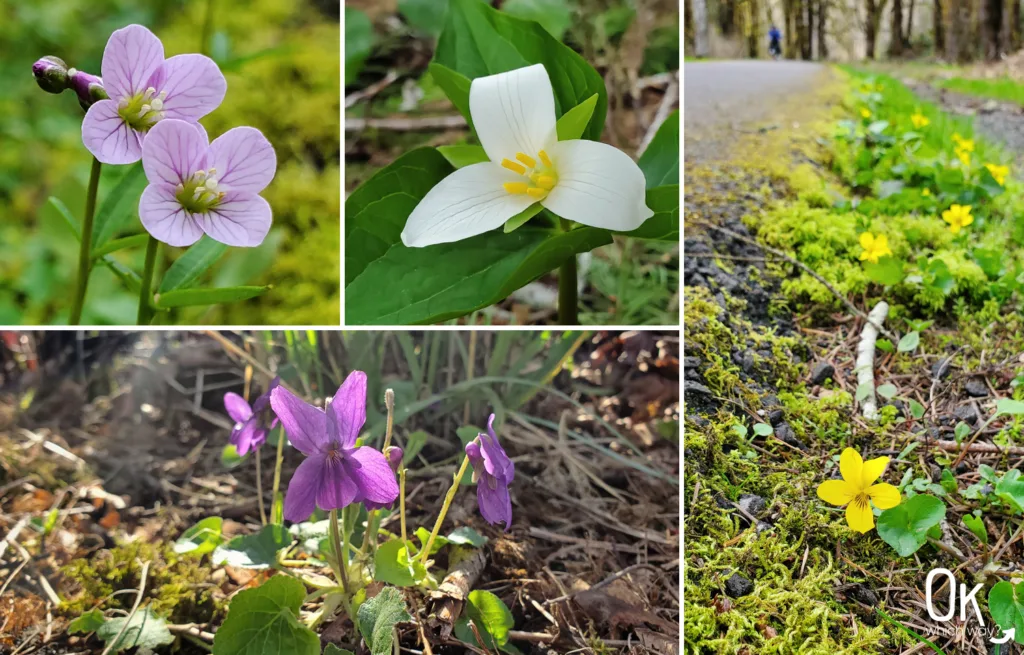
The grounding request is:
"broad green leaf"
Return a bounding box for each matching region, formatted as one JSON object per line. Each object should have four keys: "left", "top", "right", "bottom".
{"left": 212, "top": 524, "right": 292, "bottom": 569}
{"left": 92, "top": 163, "right": 146, "bottom": 247}
{"left": 989, "top": 581, "right": 1024, "bottom": 645}
{"left": 503, "top": 204, "right": 545, "bottom": 233}
{"left": 996, "top": 469, "right": 1024, "bottom": 513}
{"left": 752, "top": 423, "right": 773, "bottom": 437}
{"left": 876, "top": 383, "right": 898, "bottom": 399}
{"left": 345, "top": 148, "right": 454, "bottom": 285}
{"left": 436, "top": 0, "right": 607, "bottom": 141}
{"left": 213, "top": 575, "right": 320, "bottom": 655}
{"left": 963, "top": 513, "right": 988, "bottom": 544}
{"left": 428, "top": 63, "right": 474, "bottom": 128}
{"left": 555, "top": 94, "right": 599, "bottom": 141}
{"left": 174, "top": 516, "right": 223, "bottom": 556}
{"left": 345, "top": 8, "right": 374, "bottom": 84}
{"left": 502, "top": 0, "right": 572, "bottom": 38}
{"left": 876, "top": 338, "right": 894, "bottom": 353}
{"left": 876, "top": 494, "right": 944, "bottom": 557}
{"left": 448, "top": 526, "right": 488, "bottom": 547}
{"left": 68, "top": 609, "right": 106, "bottom": 634}
{"left": 620, "top": 185, "right": 679, "bottom": 241}
{"left": 96, "top": 608, "right": 174, "bottom": 652}
{"left": 346, "top": 226, "right": 611, "bottom": 324}
{"left": 864, "top": 257, "right": 904, "bottom": 286}
{"left": 637, "top": 111, "right": 679, "bottom": 188}
{"left": 954, "top": 421, "right": 972, "bottom": 443}
{"left": 908, "top": 399, "right": 926, "bottom": 419}
{"left": 855, "top": 382, "right": 874, "bottom": 401}
{"left": 998, "top": 398, "right": 1024, "bottom": 415}
{"left": 159, "top": 236, "right": 229, "bottom": 292}
{"left": 415, "top": 527, "right": 449, "bottom": 554}
{"left": 399, "top": 0, "right": 451, "bottom": 36}
{"left": 154, "top": 286, "right": 268, "bottom": 309}
{"left": 437, "top": 145, "right": 488, "bottom": 169}
{"left": 221, "top": 443, "right": 246, "bottom": 469}
{"left": 92, "top": 234, "right": 149, "bottom": 259}
{"left": 357, "top": 587, "right": 413, "bottom": 655}
{"left": 48, "top": 196, "right": 143, "bottom": 293}
{"left": 897, "top": 332, "right": 920, "bottom": 353}
{"left": 466, "top": 589, "right": 514, "bottom": 647}
{"left": 374, "top": 539, "right": 423, "bottom": 586}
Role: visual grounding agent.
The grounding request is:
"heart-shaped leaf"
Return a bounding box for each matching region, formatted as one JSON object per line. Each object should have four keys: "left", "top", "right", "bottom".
{"left": 96, "top": 608, "right": 174, "bottom": 652}
{"left": 465, "top": 589, "right": 514, "bottom": 648}
{"left": 989, "top": 580, "right": 1024, "bottom": 645}
{"left": 174, "top": 516, "right": 223, "bottom": 556}
{"left": 374, "top": 539, "right": 425, "bottom": 587}
{"left": 877, "top": 494, "right": 945, "bottom": 557}
{"left": 213, "top": 575, "right": 320, "bottom": 655}
{"left": 212, "top": 524, "right": 292, "bottom": 569}
{"left": 996, "top": 469, "right": 1024, "bottom": 513}
{"left": 357, "top": 587, "right": 412, "bottom": 655}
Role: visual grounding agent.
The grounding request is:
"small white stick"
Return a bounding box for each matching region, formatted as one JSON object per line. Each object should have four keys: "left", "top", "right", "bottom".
{"left": 857, "top": 301, "right": 889, "bottom": 420}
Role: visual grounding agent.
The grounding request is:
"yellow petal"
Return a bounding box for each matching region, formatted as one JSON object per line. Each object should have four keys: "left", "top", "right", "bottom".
{"left": 860, "top": 455, "right": 890, "bottom": 487}
{"left": 963, "top": 214, "right": 974, "bottom": 226}
{"left": 860, "top": 232, "right": 874, "bottom": 249}
{"left": 846, "top": 497, "right": 875, "bottom": 533}
{"left": 817, "top": 480, "right": 857, "bottom": 506}
{"left": 868, "top": 483, "right": 901, "bottom": 510}
{"left": 839, "top": 448, "right": 863, "bottom": 487}
{"left": 859, "top": 251, "right": 870, "bottom": 262}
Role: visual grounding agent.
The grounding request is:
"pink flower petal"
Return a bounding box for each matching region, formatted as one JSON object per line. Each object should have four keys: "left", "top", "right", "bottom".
{"left": 346, "top": 447, "right": 399, "bottom": 506}
{"left": 82, "top": 99, "right": 143, "bottom": 164}
{"left": 150, "top": 54, "right": 226, "bottom": 121}
{"left": 284, "top": 454, "right": 323, "bottom": 523}
{"left": 209, "top": 127, "right": 277, "bottom": 193}
{"left": 317, "top": 456, "right": 361, "bottom": 512}
{"left": 138, "top": 184, "right": 204, "bottom": 247}
{"left": 196, "top": 192, "right": 272, "bottom": 247}
{"left": 270, "top": 386, "right": 327, "bottom": 456}
{"left": 101, "top": 24, "right": 165, "bottom": 100}
{"left": 224, "top": 392, "right": 252, "bottom": 423}
{"left": 329, "top": 372, "right": 367, "bottom": 449}
{"left": 142, "top": 118, "right": 209, "bottom": 187}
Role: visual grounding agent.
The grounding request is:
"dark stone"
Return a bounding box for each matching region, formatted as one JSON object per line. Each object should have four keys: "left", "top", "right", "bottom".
{"left": 768, "top": 408, "right": 785, "bottom": 426}
{"left": 954, "top": 404, "right": 980, "bottom": 425}
{"left": 845, "top": 584, "right": 879, "bottom": 607}
{"left": 738, "top": 493, "right": 767, "bottom": 517}
{"left": 810, "top": 361, "right": 836, "bottom": 385}
{"left": 774, "top": 422, "right": 808, "bottom": 450}
{"left": 932, "top": 358, "right": 953, "bottom": 380}
{"left": 740, "top": 350, "right": 756, "bottom": 374}
{"left": 965, "top": 377, "right": 989, "bottom": 398}
{"left": 713, "top": 493, "right": 733, "bottom": 510}
{"left": 724, "top": 573, "right": 754, "bottom": 598}
{"left": 761, "top": 394, "right": 781, "bottom": 408}
{"left": 685, "top": 381, "right": 713, "bottom": 396}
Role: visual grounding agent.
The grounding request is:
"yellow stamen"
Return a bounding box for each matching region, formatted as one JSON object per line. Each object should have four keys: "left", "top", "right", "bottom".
{"left": 526, "top": 187, "right": 548, "bottom": 200}
{"left": 501, "top": 159, "right": 527, "bottom": 175}
{"left": 538, "top": 150, "right": 553, "bottom": 168}
{"left": 536, "top": 175, "right": 556, "bottom": 190}
{"left": 503, "top": 182, "right": 529, "bottom": 194}
{"left": 516, "top": 152, "right": 537, "bottom": 168}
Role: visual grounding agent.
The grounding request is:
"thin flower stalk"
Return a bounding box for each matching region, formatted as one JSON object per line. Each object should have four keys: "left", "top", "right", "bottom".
{"left": 69, "top": 158, "right": 102, "bottom": 325}
{"left": 419, "top": 455, "right": 471, "bottom": 566}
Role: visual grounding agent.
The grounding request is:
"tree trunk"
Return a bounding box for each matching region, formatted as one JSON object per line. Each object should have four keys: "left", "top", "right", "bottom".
{"left": 982, "top": 0, "right": 1003, "bottom": 59}
{"left": 806, "top": 0, "right": 816, "bottom": 58}
{"left": 889, "top": 0, "right": 905, "bottom": 56}
{"left": 748, "top": 0, "right": 762, "bottom": 58}
{"left": 693, "top": 0, "right": 710, "bottom": 57}
{"left": 783, "top": 0, "right": 796, "bottom": 57}
{"left": 865, "top": 0, "right": 881, "bottom": 59}
{"left": 944, "top": 0, "right": 972, "bottom": 62}
{"left": 1014, "top": 0, "right": 1022, "bottom": 51}
{"left": 818, "top": 0, "right": 830, "bottom": 58}
{"left": 934, "top": 0, "right": 945, "bottom": 53}
{"left": 906, "top": 0, "right": 916, "bottom": 42}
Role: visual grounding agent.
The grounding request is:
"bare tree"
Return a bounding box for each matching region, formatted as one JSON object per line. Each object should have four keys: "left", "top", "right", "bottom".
{"left": 748, "top": 0, "right": 762, "bottom": 57}
{"left": 693, "top": 0, "right": 710, "bottom": 57}
{"left": 933, "top": 0, "right": 945, "bottom": 53}
{"left": 864, "top": 0, "right": 890, "bottom": 59}
{"left": 906, "top": 0, "right": 916, "bottom": 43}
{"left": 889, "top": 0, "right": 904, "bottom": 56}
{"left": 818, "top": 0, "right": 830, "bottom": 58}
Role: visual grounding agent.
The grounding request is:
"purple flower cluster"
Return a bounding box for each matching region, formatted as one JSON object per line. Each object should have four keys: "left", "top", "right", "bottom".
{"left": 465, "top": 414, "right": 515, "bottom": 530}
{"left": 223, "top": 377, "right": 280, "bottom": 456}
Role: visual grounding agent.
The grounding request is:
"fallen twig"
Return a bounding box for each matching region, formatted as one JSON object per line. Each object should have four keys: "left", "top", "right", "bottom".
{"left": 99, "top": 560, "right": 150, "bottom": 655}
{"left": 857, "top": 301, "right": 889, "bottom": 421}
{"left": 345, "top": 115, "right": 468, "bottom": 132}
{"left": 427, "top": 548, "right": 488, "bottom": 641}
{"left": 344, "top": 70, "right": 400, "bottom": 109}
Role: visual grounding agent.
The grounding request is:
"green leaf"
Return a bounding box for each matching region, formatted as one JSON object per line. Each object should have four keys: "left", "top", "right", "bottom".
{"left": 963, "top": 513, "right": 988, "bottom": 544}
{"left": 92, "top": 163, "right": 146, "bottom": 248}
{"left": 876, "top": 338, "right": 894, "bottom": 353}
{"left": 876, "top": 494, "right": 945, "bottom": 557}
{"left": 345, "top": 8, "right": 374, "bottom": 84}
{"left": 159, "top": 236, "right": 229, "bottom": 292}
{"left": 213, "top": 575, "right": 320, "bottom": 655}
{"left": 448, "top": 526, "right": 489, "bottom": 547}
{"left": 437, "top": 145, "right": 489, "bottom": 169}
{"left": 346, "top": 226, "right": 611, "bottom": 324}
{"left": 373, "top": 539, "right": 424, "bottom": 586}
{"left": 357, "top": 587, "right": 413, "bottom": 655}
{"left": 989, "top": 581, "right": 1024, "bottom": 645}
{"left": 864, "top": 257, "right": 904, "bottom": 286}
{"left": 212, "top": 524, "right": 292, "bottom": 569}
{"left": 324, "top": 646, "right": 356, "bottom": 655}
{"left": 399, "top": 0, "right": 452, "bottom": 36}
{"left": 752, "top": 423, "right": 773, "bottom": 437}
{"left": 855, "top": 382, "right": 874, "bottom": 401}
{"left": 555, "top": 94, "right": 599, "bottom": 142}
{"left": 637, "top": 111, "right": 679, "bottom": 188}
{"left": 466, "top": 589, "right": 514, "bottom": 648}
{"left": 154, "top": 286, "right": 268, "bottom": 309}
{"left": 502, "top": 0, "right": 572, "bottom": 38}
{"left": 503, "top": 204, "right": 545, "bottom": 233}
{"left": 428, "top": 63, "right": 474, "bottom": 128}
{"left": 876, "top": 383, "right": 898, "bottom": 400}
{"left": 954, "top": 421, "right": 971, "bottom": 443}
{"left": 174, "top": 516, "right": 223, "bottom": 556}
{"left": 435, "top": 0, "right": 607, "bottom": 141}
{"left": 997, "top": 469, "right": 1024, "bottom": 513}
{"left": 908, "top": 399, "right": 926, "bottom": 419}
{"left": 621, "top": 186, "right": 679, "bottom": 241}
{"left": 68, "top": 609, "right": 106, "bottom": 635}
{"left": 92, "top": 234, "right": 149, "bottom": 260}
{"left": 998, "top": 398, "right": 1024, "bottom": 416}
{"left": 897, "top": 332, "right": 920, "bottom": 353}
{"left": 221, "top": 443, "right": 246, "bottom": 469}
{"left": 414, "top": 527, "right": 449, "bottom": 554}
{"left": 48, "top": 196, "right": 143, "bottom": 293}
{"left": 96, "top": 608, "right": 174, "bottom": 652}
{"left": 403, "top": 431, "right": 429, "bottom": 464}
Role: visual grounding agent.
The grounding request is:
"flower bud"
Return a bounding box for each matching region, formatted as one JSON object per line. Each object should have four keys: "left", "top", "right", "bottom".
{"left": 69, "top": 69, "right": 106, "bottom": 109}
{"left": 384, "top": 446, "right": 403, "bottom": 473}
{"left": 33, "top": 56, "right": 68, "bottom": 94}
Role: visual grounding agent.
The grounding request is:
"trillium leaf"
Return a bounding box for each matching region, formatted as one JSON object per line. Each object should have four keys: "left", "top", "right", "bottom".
{"left": 435, "top": 0, "right": 607, "bottom": 140}
{"left": 345, "top": 8, "right": 374, "bottom": 84}
{"left": 503, "top": 204, "right": 546, "bottom": 233}
{"left": 502, "top": 0, "right": 573, "bottom": 38}
{"left": 637, "top": 111, "right": 679, "bottom": 189}
{"left": 876, "top": 494, "right": 945, "bottom": 557}
{"left": 154, "top": 285, "right": 269, "bottom": 309}
{"left": 555, "top": 94, "right": 599, "bottom": 141}
{"left": 173, "top": 516, "right": 223, "bottom": 556}
{"left": 398, "top": 0, "right": 451, "bottom": 37}
{"left": 428, "top": 63, "right": 474, "bottom": 128}
{"left": 159, "top": 236, "right": 229, "bottom": 292}
{"left": 357, "top": 587, "right": 412, "bottom": 655}
{"left": 92, "top": 163, "right": 146, "bottom": 248}
{"left": 212, "top": 523, "right": 292, "bottom": 569}
{"left": 618, "top": 186, "right": 679, "bottom": 241}
{"left": 437, "top": 145, "right": 489, "bottom": 169}
{"left": 96, "top": 608, "right": 174, "bottom": 652}
{"left": 989, "top": 581, "right": 1024, "bottom": 645}
{"left": 213, "top": 575, "right": 320, "bottom": 655}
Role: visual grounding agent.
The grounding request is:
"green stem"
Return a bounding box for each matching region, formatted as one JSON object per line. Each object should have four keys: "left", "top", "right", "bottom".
{"left": 137, "top": 236, "right": 160, "bottom": 324}
{"left": 255, "top": 451, "right": 266, "bottom": 525}
{"left": 200, "top": 0, "right": 216, "bottom": 56}
{"left": 330, "top": 509, "right": 350, "bottom": 596}
{"left": 399, "top": 468, "right": 407, "bottom": 544}
{"left": 69, "top": 158, "right": 102, "bottom": 325}
{"left": 558, "top": 255, "right": 578, "bottom": 325}
{"left": 271, "top": 426, "right": 286, "bottom": 522}
{"left": 363, "top": 389, "right": 396, "bottom": 554}
{"left": 419, "top": 455, "right": 471, "bottom": 567}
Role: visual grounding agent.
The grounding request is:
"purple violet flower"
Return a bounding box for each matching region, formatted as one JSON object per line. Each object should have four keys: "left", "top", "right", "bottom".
{"left": 82, "top": 24, "right": 226, "bottom": 165}
{"left": 364, "top": 446, "right": 404, "bottom": 511}
{"left": 223, "top": 377, "right": 281, "bottom": 456}
{"left": 465, "top": 414, "right": 515, "bottom": 531}
{"left": 271, "top": 371, "right": 400, "bottom": 523}
{"left": 139, "top": 118, "right": 276, "bottom": 247}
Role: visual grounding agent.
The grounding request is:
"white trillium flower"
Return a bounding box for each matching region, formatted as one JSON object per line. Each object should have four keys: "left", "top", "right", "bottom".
{"left": 401, "top": 64, "right": 654, "bottom": 248}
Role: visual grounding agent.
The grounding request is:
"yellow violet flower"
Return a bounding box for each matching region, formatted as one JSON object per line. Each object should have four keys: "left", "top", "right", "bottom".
{"left": 911, "top": 113, "right": 929, "bottom": 129}
{"left": 922, "top": 188, "right": 931, "bottom": 196}
{"left": 942, "top": 204, "right": 974, "bottom": 234}
{"left": 953, "top": 133, "right": 975, "bottom": 152}
{"left": 986, "top": 163, "right": 1010, "bottom": 185}
{"left": 817, "top": 448, "right": 901, "bottom": 533}
{"left": 860, "top": 108, "right": 872, "bottom": 119}
{"left": 956, "top": 149, "right": 971, "bottom": 167}
{"left": 859, "top": 232, "right": 892, "bottom": 264}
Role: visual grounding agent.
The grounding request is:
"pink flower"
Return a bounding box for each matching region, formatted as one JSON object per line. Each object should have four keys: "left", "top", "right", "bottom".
{"left": 82, "top": 24, "right": 226, "bottom": 164}
{"left": 139, "top": 119, "right": 276, "bottom": 247}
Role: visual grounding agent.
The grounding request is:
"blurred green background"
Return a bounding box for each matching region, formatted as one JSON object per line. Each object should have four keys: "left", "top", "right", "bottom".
{"left": 0, "top": 0, "right": 339, "bottom": 325}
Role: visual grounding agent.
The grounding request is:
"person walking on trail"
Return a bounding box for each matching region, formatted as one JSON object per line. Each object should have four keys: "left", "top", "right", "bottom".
{"left": 768, "top": 25, "right": 782, "bottom": 59}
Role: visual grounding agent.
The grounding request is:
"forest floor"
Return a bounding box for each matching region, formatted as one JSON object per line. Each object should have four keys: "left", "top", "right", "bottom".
{"left": 685, "top": 60, "right": 1024, "bottom": 653}
{"left": 0, "top": 331, "right": 679, "bottom": 654}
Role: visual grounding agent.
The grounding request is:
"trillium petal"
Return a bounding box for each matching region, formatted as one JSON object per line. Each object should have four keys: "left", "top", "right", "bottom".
{"left": 101, "top": 24, "right": 165, "bottom": 100}
{"left": 223, "top": 392, "right": 252, "bottom": 423}
{"left": 270, "top": 386, "right": 327, "bottom": 456}
{"left": 470, "top": 64, "right": 557, "bottom": 164}
{"left": 196, "top": 192, "right": 272, "bottom": 247}
{"left": 82, "top": 99, "right": 143, "bottom": 164}
{"left": 142, "top": 119, "right": 208, "bottom": 187}
{"left": 150, "top": 54, "right": 226, "bottom": 121}
{"left": 317, "top": 456, "right": 360, "bottom": 512}
{"left": 209, "top": 127, "right": 277, "bottom": 193}
{"left": 476, "top": 477, "right": 512, "bottom": 530}
{"left": 346, "top": 447, "right": 400, "bottom": 505}
{"left": 868, "top": 483, "right": 901, "bottom": 510}
{"left": 401, "top": 162, "right": 535, "bottom": 247}
{"left": 860, "top": 455, "right": 890, "bottom": 488}
{"left": 139, "top": 184, "right": 204, "bottom": 247}
{"left": 816, "top": 479, "right": 856, "bottom": 507}
{"left": 283, "top": 454, "right": 323, "bottom": 523}
{"left": 839, "top": 448, "right": 863, "bottom": 488}
{"left": 846, "top": 497, "right": 875, "bottom": 533}
{"left": 540, "top": 140, "right": 653, "bottom": 231}
{"left": 329, "top": 371, "right": 367, "bottom": 449}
